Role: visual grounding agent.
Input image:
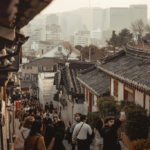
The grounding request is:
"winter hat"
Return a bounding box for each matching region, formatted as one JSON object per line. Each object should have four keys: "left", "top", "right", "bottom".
{"left": 104, "top": 117, "right": 115, "bottom": 124}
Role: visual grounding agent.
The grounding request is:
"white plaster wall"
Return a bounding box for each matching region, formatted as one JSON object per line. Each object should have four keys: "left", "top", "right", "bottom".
{"left": 145, "top": 95, "right": 149, "bottom": 116}
{"left": 38, "top": 72, "right": 58, "bottom": 108}
{"left": 111, "top": 78, "right": 114, "bottom": 96}
{"left": 92, "top": 106, "right": 98, "bottom": 112}
{"left": 135, "top": 90, "right": 143, "bottom": 107}
{"left": 74, "top": 103, "right": 84, "bottom": 115}
{"left": 84, "top": 102, "right": 88, "bottom": 115}
{"left": 41, "top": 44, "right": 79, "bottom": 58}
{"left": 118, "top": 82, "right": 124, "bottom": 101}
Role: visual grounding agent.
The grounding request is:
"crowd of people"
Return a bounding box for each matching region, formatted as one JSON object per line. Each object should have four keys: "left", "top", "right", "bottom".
{"left": 14, "top": 97, "right": 126, "bottom": 150}
{"left": 65, "top": 113, "right": 126, "bottom": 150}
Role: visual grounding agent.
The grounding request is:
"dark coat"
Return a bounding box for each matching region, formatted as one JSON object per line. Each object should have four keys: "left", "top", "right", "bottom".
{"left": 29, "top": 108, "right": 35, "bottom": 114}
{"left": 35, "top": 115, "right": 41, "bottom": 121}
{"left": 43, "top": 118, "right": 52, "bottom": 126}
{"left": 52, "top": 128, "right": 66, "bottom": 150}
{"left": 100, "top": 119, "right": 122, "bottom": 150}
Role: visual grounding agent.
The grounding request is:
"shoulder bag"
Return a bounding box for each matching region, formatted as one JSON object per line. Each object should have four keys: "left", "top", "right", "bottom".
{"left": 77, "top": 123, "right": 84, "bottom": 137}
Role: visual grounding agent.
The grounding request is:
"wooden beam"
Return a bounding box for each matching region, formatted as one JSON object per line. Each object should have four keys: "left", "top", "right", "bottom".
{"left": 125, "top": 86, "right": 134, "bottom": 94}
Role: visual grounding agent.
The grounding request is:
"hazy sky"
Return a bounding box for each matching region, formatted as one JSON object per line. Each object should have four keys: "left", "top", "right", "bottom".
{"left": 41, "top": 0, "right": 150, "bottom": 18}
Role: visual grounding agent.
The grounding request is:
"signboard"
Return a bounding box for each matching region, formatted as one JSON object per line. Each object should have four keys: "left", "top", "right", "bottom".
{"left": 16, "top": 101, "right": 21, "bottom": 118}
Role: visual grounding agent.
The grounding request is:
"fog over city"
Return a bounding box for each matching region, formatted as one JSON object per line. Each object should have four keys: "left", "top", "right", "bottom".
{"left": 22, "top": 0, "right": 150, "bottom": 59}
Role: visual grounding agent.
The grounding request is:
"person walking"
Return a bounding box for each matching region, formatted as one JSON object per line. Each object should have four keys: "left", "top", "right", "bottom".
{"left": 49, "top": 101, "right": 54, "bottom": 113}
{"left": 43, "top": 109, "right": 51, "bottom": 118}
{"left": 18, "top": 105, "right": 25, "bottom": 122}
{"left": 43, "top": 114, "right": 52, "bottom": 126}
{"left": 70, "top": 116, "right": 80, "bottom": 150}
{"left": 24, "top": 120, "right": 46, "bottom": 150}
{"left": 24, "top": 104, "right": 30, "bottom": 112}
{"left": 72, "top": 115, "right": 92, "bottom": 150}
{"left": 47, "top": 121, "right": 66, "bottom": 150}
{"left": 29, "top": 106, "right": 35, "bottom": 115}
{"left": 45, "top": 102, "right": 49, "bottom": 112}
{"left": 100, "top": 116, "right": 126, "bottom": 150}
{"left": 93, "top": 119, "right": 103, "bottom": 150}
{"left": 14, "top": 116, "right": 34, "bottom": 150}
{"left": 35, "top": 111, "right": 41, "bottom": 121}
{"left": 23, "top": 110, "right": 30, "bottom": 121}
{"left": 44, "top": 124, "right": 55, "bottom": 149}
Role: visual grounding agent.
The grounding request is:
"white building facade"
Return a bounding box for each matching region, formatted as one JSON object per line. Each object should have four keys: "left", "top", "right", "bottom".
{"left": 38, "top": 72, "right": 59, "bottom": 108}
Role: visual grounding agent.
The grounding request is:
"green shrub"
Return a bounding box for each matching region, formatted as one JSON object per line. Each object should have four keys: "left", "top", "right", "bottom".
{"left": 97, "top": 96, "right": 117, "bottom": 118}
{"left": 87, "top": 112, "right": 101, "bottom": 130}
{"left": 120, "top": 103, "right": 149, "bottom": 141}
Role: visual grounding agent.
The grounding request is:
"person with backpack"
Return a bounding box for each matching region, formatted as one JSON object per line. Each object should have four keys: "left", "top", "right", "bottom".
{"left": 24, "top": 120, "right": 46, "bottom": 150}
{"left": 100, "top": 116, "right": 126, "bottom": 150}
{"left": 70, "top": 116, "right": 80, "bottom": 150}
{"left": 93, "top": 119, "right": 103, "bottom": 150}
{"left": 14, "top": 116, "right": 34, "bottom": 150}
{"left": 72, "top": 115, "right": 92, "bottom": 150}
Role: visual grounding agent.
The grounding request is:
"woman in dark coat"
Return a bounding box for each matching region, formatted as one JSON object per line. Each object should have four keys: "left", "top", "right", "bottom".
{"left": 47, "top": 121, "right": 66, "bottom": 150}
{"left": 44, "top": 124, "right": 55, "bottom": 148}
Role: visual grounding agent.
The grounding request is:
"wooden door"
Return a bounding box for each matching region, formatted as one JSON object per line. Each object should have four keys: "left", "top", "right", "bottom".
{"left": 88, "top": 92, "right": 92, "bottom": 112}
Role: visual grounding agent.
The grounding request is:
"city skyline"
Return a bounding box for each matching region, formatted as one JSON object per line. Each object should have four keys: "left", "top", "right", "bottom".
{"left": 41, "top": 0, "right": 150, "bottom": 19}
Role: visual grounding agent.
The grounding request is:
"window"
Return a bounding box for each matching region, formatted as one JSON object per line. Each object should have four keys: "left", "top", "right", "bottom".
{"left": 27, "top": 66, "right": 32, "bottom": 70}
{"left": 114, "top": 80, "right": 118, "bottom": 97}
{"left": 124, "top": 86, "right": 135, "bottom": 101}
{"left": 58, "top": 47, "right": 62, "bottom": 51}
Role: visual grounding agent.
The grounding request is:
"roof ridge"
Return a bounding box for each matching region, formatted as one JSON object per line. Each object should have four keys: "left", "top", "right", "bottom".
{"left": 125, "top": 45, "right": 150, "bottom": 59}
{"left": 80, "top": 65, "right": 96, "bottom": 75}
{"left": 96, "top": 62, "right": 150, "bottom": 93}
{"left": 101, "top": 50, "right": 125, "bottom": 63}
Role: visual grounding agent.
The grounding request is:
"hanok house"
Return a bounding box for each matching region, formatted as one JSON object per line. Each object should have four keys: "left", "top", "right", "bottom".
{"left": 77, "top": 66, "right": 110, "bottom": 114}
{"left": 0, "top": 0, "right": 53, "bottom": 149}
{"left": 95, "top": 44, "right": 150, "bottom": 116}
{"left": 54, "top": 62, "right": 94, "bottom": 125}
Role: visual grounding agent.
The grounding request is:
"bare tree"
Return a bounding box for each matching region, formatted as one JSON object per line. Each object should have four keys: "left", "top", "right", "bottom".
{"left": 131, "top": 19, "right": 145, "bottom": 41}
{"left": 54, "top": 42, "right": 73, "bottom": 61}
{"left": 145, "top": 24, "right": 150, "bottom": 34}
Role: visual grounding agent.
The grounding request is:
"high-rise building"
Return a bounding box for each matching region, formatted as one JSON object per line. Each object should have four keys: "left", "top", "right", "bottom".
{"left": 109, "top": 7, "right": 130, "bottom": 30}
{"left": 130, "top": 5, "right": 147, "bottom": 24}
{"left": 46, "top": 24, "right": 62, "bottom": 40}
{"left": 74, "top": 30, "right": 91, "bottom": 47}
{"left": 46, "top": 14, "right": 59, "bottom": 26}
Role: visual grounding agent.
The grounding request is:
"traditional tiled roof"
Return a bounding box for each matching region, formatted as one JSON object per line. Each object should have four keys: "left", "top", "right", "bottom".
{"left": 62, "top": 66, "right": 84, "bottom": 94}
{"left": 23, "top": 57, "right": 57, "bottom": 67}
{"left": 77, "top": 66, "right": 110, "bottom": 96}
{"left": 54, "top": 62, "right": 94, "bottom": 95}
{"left": 96, "top": 44, "right": 150, "bottom": 93}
